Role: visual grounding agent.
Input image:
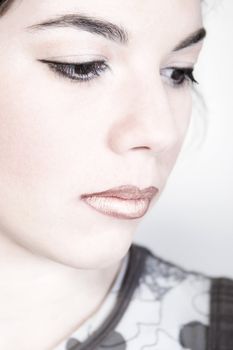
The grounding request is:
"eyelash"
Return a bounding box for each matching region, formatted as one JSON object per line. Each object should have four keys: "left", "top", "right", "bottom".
{"left": 39, "top": 59, "right": 198, "bottom": 87}
{"left": 161, "top": 67, "right": 198, "bottom": 88}
{"left": 39, "top": 59, "right": 109, "bottom": 83}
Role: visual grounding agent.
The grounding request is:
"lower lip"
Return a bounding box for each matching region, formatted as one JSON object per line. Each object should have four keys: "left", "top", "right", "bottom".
{"left": 81, "top": 196, "right": 151, "bottom": 219}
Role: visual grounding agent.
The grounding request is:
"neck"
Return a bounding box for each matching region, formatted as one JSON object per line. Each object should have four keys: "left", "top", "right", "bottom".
{"left": 0, "top": 233, "right": 124, "bottom": 349}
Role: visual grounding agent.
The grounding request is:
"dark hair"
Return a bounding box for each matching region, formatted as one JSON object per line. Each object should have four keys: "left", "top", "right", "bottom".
{"left": 0, "top": 0, "right": 14, "bottom": 16}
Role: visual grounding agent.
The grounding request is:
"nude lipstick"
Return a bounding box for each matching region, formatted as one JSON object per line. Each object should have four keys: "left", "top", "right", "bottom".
{"left": 80, "top": 185, "right": 159, "bottom": 219}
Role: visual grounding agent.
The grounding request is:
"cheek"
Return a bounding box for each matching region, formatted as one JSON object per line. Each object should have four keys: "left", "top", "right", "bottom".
{"left": 0, "top": 87, "right": 60, "bottom": 190}
{"left": 0, "top": 70, "right": 92, "bottom": 193}
{"left": 0, "top": 69, "right": 116, "bottom": 214}
{"left": 159, "top": 88, "right": 193, "bottom": 178}
{"left": 0, "top": 44, "right": 128, "bottom": 209}
{"left": 171, "top": 87, "right": 193, "bottom": 137}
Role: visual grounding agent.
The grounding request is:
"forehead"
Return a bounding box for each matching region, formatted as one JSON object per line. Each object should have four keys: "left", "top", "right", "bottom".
{"left": 4, "top": 0, "right": 203, "bottom": 48}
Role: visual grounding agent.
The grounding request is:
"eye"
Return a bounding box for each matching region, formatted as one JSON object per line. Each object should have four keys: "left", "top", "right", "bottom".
{"left": 38, "top": 59, "right": 109, "bottom": 83}
{"left": 161, "top": 67, "right": 198, "bottom": 88}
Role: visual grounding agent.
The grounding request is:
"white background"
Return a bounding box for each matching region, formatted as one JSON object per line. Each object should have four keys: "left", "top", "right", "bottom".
{"left": 134, "top": 0, "right": 233, "bottom": 278}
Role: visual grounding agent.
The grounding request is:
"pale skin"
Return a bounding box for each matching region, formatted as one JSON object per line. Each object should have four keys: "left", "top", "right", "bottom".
{"left": 0, "top": 0, "right": 205, "bottom": 349}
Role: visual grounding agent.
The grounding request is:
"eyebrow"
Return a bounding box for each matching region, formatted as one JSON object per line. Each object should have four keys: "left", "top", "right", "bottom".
{"left": 26, "top": 13, "right": 206, "bottom": 50}
{"left": 26, "top": 13, "right": 129, "bottom": 45}
{"left": 173, "top": 27, "right": 207, "bottom": 51}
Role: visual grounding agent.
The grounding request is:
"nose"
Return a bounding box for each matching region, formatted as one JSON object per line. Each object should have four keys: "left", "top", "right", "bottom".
{"left": 108, "top": 74, "right": 180, "bottom": 156}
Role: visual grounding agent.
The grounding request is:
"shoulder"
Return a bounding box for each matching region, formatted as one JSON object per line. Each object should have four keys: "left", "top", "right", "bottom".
{"left": 131, "top": 242, "right": 212, "bottom": 286}
{"left": 129, "top": 243, "right": 211, "bottom": 321}
{"left": 131, "top": 243, "right": 233, "bottom": 292}
{"left": 113, "top": 243, "right": 212, "bottom": 348}
{"left": 113, "top": 244, "right": 233, "bottom": 349}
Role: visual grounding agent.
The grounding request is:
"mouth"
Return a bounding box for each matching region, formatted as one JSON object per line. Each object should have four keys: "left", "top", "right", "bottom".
{"left": 80, "top": 185, "right": 159, "bottom": 220}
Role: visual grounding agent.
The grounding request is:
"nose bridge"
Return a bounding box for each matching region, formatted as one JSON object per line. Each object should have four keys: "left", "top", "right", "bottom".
{"left": 108, "top": 67, "right": 181, "bottom": 156}
{"left": 129, "top": 72, "right": 179, "bottom": 153}
{"left": 137, "top": 74, "right": 169, "bottom": 121}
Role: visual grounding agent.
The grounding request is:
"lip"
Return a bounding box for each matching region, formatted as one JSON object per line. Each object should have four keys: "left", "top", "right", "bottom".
{"left": 80, "top": 185, "right": 159, "bottom": 220}
{"left": 80, "top": 185, "right": 159, "bottom": 201}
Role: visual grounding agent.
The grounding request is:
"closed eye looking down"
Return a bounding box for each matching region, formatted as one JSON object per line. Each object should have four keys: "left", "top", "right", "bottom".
{"left": 38, "top": 59, "right": 198, "bottom": 87}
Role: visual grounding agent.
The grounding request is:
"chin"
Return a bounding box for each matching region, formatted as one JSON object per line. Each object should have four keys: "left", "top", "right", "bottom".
{"left": 47, "top": 227, "right": 134, "bottom": 270}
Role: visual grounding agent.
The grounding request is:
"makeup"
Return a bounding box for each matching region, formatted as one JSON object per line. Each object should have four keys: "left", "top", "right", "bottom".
{"left": 80, "top": 185, "right": 158, "bottom": 219}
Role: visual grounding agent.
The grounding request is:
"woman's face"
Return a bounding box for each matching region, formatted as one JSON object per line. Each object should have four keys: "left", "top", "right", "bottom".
{"left": 0, "top": 0, "right": 204, "bottom": 268}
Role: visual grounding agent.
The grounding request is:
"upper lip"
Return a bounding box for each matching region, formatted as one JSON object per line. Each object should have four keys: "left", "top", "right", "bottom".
{"left": 80, "top": 185, "right": 159, "bottom": 201}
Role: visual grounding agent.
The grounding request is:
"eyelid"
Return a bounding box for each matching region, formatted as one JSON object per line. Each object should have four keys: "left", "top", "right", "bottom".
{"left": 40, "top": 53, "right": 109, "bottom": 62}
{"left": 38, "top": 56, "right": 198, "bottom": 87}
{"left": 160, "top": 66, "right": 198, "bottom": 88}
{"left": 38, "top": 58, "right": 110, "bottom": 83}
{"left": 161, "top": 66, "right": 195, "bottom": 75}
